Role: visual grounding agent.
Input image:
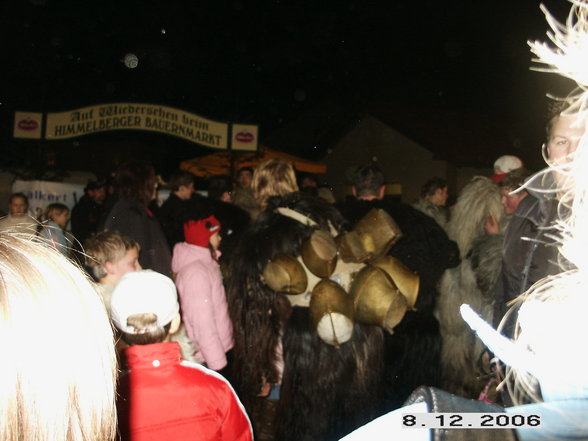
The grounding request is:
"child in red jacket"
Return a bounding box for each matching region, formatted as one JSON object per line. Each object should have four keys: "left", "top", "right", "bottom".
{"left": 111, "top": 269, "right": 252, "bottom": 441}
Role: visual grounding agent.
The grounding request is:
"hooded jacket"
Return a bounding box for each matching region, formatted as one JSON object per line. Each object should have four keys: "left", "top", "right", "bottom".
{"left": 172, "top": 242, "right": 233, "bottom": 370}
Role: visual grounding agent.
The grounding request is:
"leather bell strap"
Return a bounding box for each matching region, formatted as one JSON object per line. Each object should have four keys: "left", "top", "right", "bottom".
{"left": 275, "top": 207, "right": 338, "bottom": 236}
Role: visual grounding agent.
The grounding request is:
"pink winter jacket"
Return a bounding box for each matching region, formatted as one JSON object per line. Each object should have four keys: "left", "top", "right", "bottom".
{"left": 172, "top": 242, "right": 233, "bottom": 370}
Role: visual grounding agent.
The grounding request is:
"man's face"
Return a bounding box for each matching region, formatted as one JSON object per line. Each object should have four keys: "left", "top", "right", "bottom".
{"left": 89, "top": 187, "right": 106, "bottom": 204}
{"left": 177, "top": 182, "right": 195, "bottom": 200}
{"left": 500, "top": 188, "right": 527, "bottom": 215}
{"left": 238, "top": 170, "right": 253, "bottom": 188}
{"left": 105, "top": 248, "right": 141, "bottom": 284}
{"left": 546, "top": 114, "right": 586, "bottom": 165}
{"left": 9, "top": 196, "right": 28, "bottom": 216}
{"left": 429, "top": 187, "right": 448, "bottom": 206}
{"left": 301, "top": 177, "right": 317, "bottom": 188}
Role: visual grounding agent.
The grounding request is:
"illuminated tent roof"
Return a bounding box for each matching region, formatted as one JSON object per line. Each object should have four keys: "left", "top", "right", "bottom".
{"left": 179, "top": 145, "right": 327, "bottom": 177}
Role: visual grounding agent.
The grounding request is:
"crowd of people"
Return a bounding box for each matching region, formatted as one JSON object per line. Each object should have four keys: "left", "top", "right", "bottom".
{"left": 2, "top": 1, "right": 588, "bottom": 440}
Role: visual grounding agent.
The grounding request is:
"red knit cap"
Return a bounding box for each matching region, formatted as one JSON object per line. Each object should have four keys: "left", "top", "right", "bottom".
{"left": 184, "top": 216, "right": 221, "bottom": 247}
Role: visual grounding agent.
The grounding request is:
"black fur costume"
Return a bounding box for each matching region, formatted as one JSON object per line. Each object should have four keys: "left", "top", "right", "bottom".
{"left": 227, "top": 193, "right": 384, "bottom": 441}
{"left": 337, "top": 196, "right": 460, "bottom": 409}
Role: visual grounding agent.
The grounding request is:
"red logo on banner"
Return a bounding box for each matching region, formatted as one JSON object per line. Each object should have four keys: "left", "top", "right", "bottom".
{"left": 235, "top": 131, "right": 254, "bottom": 143}
{"left": 17, "top": 118, "right": 39, "bottom": 131}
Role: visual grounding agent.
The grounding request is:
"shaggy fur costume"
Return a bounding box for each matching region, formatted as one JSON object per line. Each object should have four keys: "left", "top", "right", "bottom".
{"left": 437, "top": 177, "right": 506, "bottom": 398}
{"left": 227, "top": 193, "right": 385, "bottom": 441}
{"left": 337, "top": 196, "right": 460, "bottom": 409}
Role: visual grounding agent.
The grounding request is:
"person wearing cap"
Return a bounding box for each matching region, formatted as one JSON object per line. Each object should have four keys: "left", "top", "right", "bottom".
{"left": 488, "top": 107, "right": 582, "bottom": 331}
{"left": 70, "top": 179, "right": 106, "bottom": 246}
{"left": 85, "top": 230, "right": 198, "bottom": 363}
{"left": 112, "top": 269, "right": 252, "bottom": 441}
{"left": 483, "top": 170, "right": 542, "bottom": 334}
{"left": 341, "top": 3, "right": 588, "bottom": 441}
{"left": 489, "top": 155, "right": 524, "bottom": 183}
{"left": 172, "top": 213, "right": 233, "bottom": 372}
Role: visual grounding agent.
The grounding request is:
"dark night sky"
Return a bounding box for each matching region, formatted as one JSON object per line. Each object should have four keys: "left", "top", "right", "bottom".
{"left": 0, "top": 0, "right": 579, "bottom": 176}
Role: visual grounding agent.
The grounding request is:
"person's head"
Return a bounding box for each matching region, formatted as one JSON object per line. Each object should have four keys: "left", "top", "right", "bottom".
{"left": 252, "top": 158, "right": 299, "bottom": 209}
{"left": 85, "top": 180, "right": 107, "bottom": 205}
{"left": 543, "top": 105, "right": 588, "bottom": 188}
{"left": 351, "top": 164, "right": 386, "bottom": 200}
{"left": 545, "top": 112, "right": 587, "bottom": 166}
{"left": 300, "top": 173, "right": 318, "bottom": 189}
{"left": 492, "top": 155, "right": 523, "bottom": 179}
{"left": 168, "top": 171, "right": 195, "bottom": 201}
{"left": 460, "top": 2, "right": 588, "bottom": 414}
{"left": 421, "top": 177, "right": 448, "bottom": 206}
{"left": 498, "top": 169, "right": 530, "bottom": 215}
{"left": 236, "top": 167, "right": 254, "bottom": 189}
{"left": 0, "top": 233, "right": 116, "bottom": 441}
{"left": 184, "top": 215, "right": 222, "bottom": 252}
{"left": 112, "top": 160, "right": 158, "bottom": 207}
{"left": 85, "top": 230, "right": 141, "bottom": 284}
{"left": 110, "top": 270, "right": 181, "bottom": 346}
{"left": 299, "top": 173, "right": 319, "bottom": 197}
{"left": 44, "top": 203, "right": 70, "bottom": 229}
{"left": 207, "top": 175, "right": 234, "bottom": 202}
{"left": 8, "top": 192, "right": 28, "bottom": 216}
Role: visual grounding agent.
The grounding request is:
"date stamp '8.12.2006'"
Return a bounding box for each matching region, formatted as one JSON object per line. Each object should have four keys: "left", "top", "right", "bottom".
{"left": 402, "top": 413, "right": 541, "bottom": 429}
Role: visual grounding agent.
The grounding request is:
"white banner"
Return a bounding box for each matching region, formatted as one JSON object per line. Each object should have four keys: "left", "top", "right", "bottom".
{"left": 12, "top": 180, "right": 85, "bottom": 220}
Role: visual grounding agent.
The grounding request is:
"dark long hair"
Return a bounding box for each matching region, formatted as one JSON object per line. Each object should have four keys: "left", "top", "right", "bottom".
{"left": 278, "top": 309, "right": 384, "bottom": 441}
{"left": 227, "top": 193, "right": 349, "bottom": 395}
{"left": 226, "top": 193, "right": 385, "bottom": 440}
{"left": 112, "top": 160, "right": 157, "bottom": 207}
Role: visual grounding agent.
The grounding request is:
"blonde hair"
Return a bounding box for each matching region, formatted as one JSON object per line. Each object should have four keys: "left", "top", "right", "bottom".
{"left": 85, "top": 231, "right": 140, "bottom": 280}
{"left": 252, "top": 158, "right": 299, "bottom": 209}
{"left": 44, "top": 203, "right": 69, "bottom": 223}
{"left": 0, "top": 233, "right": 117, "bottom": 441}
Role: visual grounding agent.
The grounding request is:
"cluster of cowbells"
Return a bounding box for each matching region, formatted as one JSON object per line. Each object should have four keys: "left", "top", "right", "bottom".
{"left": 261, "top": 208, "right": 420, "bottom": 347}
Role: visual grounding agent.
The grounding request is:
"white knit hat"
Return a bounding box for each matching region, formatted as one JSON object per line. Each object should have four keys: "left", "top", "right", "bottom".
{"left": 110, "top": 270, "right": 179, "bottom": 334}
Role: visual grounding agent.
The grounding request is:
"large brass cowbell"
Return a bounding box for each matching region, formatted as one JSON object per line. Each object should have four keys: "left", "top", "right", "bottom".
{"left": 262, "top": 254, "right": 308, "bottom": 294}
{"left": 301, "top": 230, "right": 338, "bottom": 278}
{"left": 309, "top": 279, "right": 355, "bottom": 347}
{"left": 350, "top": 265, "right": 407, "bottom": 334}
{"left": 371, "top": 255, "right": 420, "bottom": 309}
{"left": 337, "top": 208, "right": 402, "bottom": 263}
